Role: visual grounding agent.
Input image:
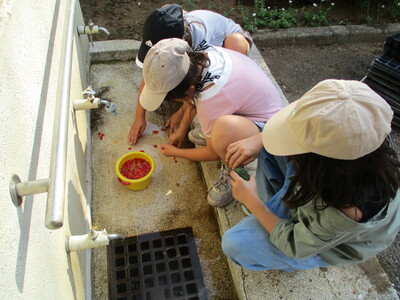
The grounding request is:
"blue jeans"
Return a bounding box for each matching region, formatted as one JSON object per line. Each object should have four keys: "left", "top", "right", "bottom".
{"left": 222, "top": 149, "right": 330, "bottom": 271}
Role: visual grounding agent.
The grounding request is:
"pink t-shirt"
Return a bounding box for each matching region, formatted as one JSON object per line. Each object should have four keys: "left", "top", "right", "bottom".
{"left": 196, "top": 47, "right": 283, "bottom": 137}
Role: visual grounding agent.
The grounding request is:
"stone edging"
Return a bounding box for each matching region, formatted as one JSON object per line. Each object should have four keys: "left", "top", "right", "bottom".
{"left": 252, "top": 23, "right": 400, "bottom": 47}
{"left": 89, "top": 23, "right": 400, "bottom": 63}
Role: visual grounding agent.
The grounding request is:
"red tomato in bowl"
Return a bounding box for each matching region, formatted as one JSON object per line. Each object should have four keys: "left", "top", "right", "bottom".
{"left": 120, "top": 158, "right": 151, "bottom": 180}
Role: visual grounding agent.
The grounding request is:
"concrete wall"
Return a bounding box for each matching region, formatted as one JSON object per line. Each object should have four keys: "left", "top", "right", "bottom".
{"left": 0, "top": 1, "right": 91, "bottom": 299}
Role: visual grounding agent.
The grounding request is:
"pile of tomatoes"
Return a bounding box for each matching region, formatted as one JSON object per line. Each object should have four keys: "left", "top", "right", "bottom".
{"left": 120, "top": 158, "right": 151, "bottom": 180}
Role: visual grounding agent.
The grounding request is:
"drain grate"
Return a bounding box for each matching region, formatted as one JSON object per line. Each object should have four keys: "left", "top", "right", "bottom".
{"left": 107, "top": 227, "right": 207, "bottom": 300}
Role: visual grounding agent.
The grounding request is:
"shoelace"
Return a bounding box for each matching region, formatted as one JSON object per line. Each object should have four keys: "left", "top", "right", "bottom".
{"left": 207, "top": 166, "right": 231, "bottom": 192}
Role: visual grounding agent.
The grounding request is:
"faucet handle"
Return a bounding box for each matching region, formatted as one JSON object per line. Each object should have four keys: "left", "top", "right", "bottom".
{"left": 82, "top": 86, "right": 96, "bottom": 102}
{"left": 83, "top": 86, "right": 95, "bottom": 96}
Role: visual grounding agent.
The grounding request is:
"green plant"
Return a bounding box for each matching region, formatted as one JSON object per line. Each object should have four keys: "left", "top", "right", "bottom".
{"left": 238, "top": 4, "right": 258, "bottom": 32}
{"left": 223, "top": 7, "right": 237, "bottom": 19}
{"left": 238, "top": 0, "right": 398, "bottom": 32}
{"left": 356, "top": 0, "right": 400, "bottom": 22}
{"left": 235, "top": 166, "right": 250, "bottom": 181}
{"left": 376, "top": 4, "right": 385, "bottom": 20}
{"left": 299, "top": 1, "right": 331, "bottom": 27}
{"left": 388, "top": 1, "right": 400, "bottom": 20}
{"left": 206, "top": 2, "right": 214, "bottom": 11}
{"left": 95, "top": 5, "right": 112, "bottom": 13}
{"left": 239, "top": 0, "right": 298, "bottom": 32}
{"left": 182, "top": 0, "right": 200, "bottom": 12}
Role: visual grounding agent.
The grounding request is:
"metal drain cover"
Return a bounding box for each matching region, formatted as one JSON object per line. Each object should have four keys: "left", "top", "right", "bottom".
{"left": 107, "top": 227, "right": 207, "bottom": 300}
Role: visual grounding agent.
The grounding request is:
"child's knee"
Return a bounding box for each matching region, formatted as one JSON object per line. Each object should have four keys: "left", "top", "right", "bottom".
{"left": 223, "top": 33, "right": 249, "bottom": 55}
{"left": 221, "top": 229, "right": 241, "bottom": 258}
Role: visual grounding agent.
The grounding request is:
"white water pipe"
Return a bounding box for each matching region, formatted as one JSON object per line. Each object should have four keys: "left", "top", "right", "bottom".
{"left": 73, "top": 98, "right": 100, "bottom": 110}
{"left": 65, "top": 229, "right": 124, "bottom": 253}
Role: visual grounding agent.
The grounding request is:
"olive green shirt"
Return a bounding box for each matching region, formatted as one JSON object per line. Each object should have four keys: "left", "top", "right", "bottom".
{"left": 270, "top": 190, "right": 400, "bottom": 266}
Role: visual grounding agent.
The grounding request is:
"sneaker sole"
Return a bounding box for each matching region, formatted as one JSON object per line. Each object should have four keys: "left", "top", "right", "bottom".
{"left": 188, "top": 131, "right": 207, "bottom": 146}
{"left": 242, "top": 204, "right": 251, "bottom": 216}
{"left": 207, "top": 194, "right": 234, "bottom": 208}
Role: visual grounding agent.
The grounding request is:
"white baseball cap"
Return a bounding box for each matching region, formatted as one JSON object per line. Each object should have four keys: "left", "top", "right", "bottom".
{"left": 262, "top": 79, "right": 393, "bottom": 159}
{"left": 140, "top": 38, "right": 191, "bottom": 111}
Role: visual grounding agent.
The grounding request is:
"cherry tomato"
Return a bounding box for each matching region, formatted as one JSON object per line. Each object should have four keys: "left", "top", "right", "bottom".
{"left": 120, "top": 158, "right": 151, "bottom": 180}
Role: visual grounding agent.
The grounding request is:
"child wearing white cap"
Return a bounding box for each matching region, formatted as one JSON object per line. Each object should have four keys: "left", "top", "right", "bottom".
{"left": 128, "top": 4, "right": 252, "bottom": 146}
{"left": 139, "top": 38, "right": 283, "bottom": 208}
{"left": 222, "top": 79, "right": 400, "bottom": 271}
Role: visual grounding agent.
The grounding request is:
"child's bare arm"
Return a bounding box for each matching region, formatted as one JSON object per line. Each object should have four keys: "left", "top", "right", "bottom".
{"left": 128, "top": 80, "right": 147, "bottom": 144}
{"left": 168, "top": 102, "right": 197, "bottom": 147}
{"left": 160, "top": 137, "right": 219, "bottom": 161}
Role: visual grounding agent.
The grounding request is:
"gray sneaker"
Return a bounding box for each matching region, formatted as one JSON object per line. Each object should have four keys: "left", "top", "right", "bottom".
{"left": 188, "top": 128, "right": 207, "bottom": 146}
{"left": 207, "top": 165, "right": 233, "bottom": 207}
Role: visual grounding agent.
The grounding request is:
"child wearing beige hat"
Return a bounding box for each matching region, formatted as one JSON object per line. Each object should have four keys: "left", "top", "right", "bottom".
{"left": 222, "top": 79, "right": 400, "bottom": 271}
{"left": 128, "top": 4, "right": 252, "bottom": 146}
{"left": 139, "top": 38, "right": 283, "bottom": 208}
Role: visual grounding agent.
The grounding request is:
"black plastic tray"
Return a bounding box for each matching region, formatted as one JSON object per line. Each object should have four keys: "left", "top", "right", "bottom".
{"left": 373, "top": 55, "right": 400, "bottom": 78}
{"left": 363, "top": 76, "right": 400, "bottom": 109}
{"left": 384, "top": 33, "right": 400, "bottom": 61}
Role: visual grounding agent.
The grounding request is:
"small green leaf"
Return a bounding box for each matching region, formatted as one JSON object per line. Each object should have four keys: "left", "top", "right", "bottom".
{"left": 235, "top": 166, "right": 250, "bottom": 181}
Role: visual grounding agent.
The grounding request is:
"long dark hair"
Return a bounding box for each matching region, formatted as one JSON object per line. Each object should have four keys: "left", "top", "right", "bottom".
{"left": 165, "top": 52, "right": 209, "bottom": 101}
{"left": 283, "top": 138, "right": 400, "bottom": 213}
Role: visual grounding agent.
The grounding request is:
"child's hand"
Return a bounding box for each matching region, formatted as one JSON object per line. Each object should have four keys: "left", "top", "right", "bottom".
{"left": 160, "top": 143, "right": 179, "bottom": 157}
{"left": 165, "top": 108, "right": 184, "bottom": 133}
{"left": 128, "top": 119, "right": 146, "bottom": 144}
{"left": 230, "top": 171, "right": 258, "bottom": 206}
{"left": 168, "top": 128, "right": 186, "bottom": 148}
{"left": 226, "top": 133, "right": 263, "bottom": 169}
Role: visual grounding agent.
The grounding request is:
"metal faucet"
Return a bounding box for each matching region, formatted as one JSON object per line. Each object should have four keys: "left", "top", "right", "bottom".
{"left": 82, "top": 86, "right": 96, "bottom": 103}
{"left": 77, "top": 20, "right": 110, "bottom": 46}
{"left": 101, "top": 99, "right": 118, "bottom": 115}
{"left": 98, "top": 26, "right": 110, "bottom": 35}
{"left": 73, "top": 86, "right": 118, "bottom": 115}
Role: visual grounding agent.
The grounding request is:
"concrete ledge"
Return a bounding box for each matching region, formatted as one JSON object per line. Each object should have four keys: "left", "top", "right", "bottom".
{"left": 252, "top": 23, "right": 400, "bottom": 47}
{"left": 89, "top": 39, "right": 140, "bottom": 63}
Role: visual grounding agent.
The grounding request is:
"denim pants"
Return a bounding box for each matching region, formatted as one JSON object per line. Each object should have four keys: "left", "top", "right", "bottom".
{"left": 221, "top": 149, "right": 330, "bottom": 271}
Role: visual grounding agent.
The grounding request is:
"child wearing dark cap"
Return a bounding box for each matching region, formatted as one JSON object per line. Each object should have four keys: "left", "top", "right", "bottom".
{"left": 128, "top": 4, "right": 252, "bottom": 146}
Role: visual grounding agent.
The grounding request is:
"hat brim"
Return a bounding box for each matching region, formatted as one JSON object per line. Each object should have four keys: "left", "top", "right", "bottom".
{"left": 139, "top": 84, "right": 167, "bottom": 112}
{"left": 262, "top": 101, "right": 310, "bottom": 156}
{"left": 136, "top": 42, "right": 150, "bottom": 68}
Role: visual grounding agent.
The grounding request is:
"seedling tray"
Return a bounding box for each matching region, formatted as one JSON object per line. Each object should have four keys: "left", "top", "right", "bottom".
{"left": 384, "top": 33, "right": 400, "bottom": 61}
{"left": 363, "top": 76, "right": 400, "bottom": 105}
{"left": 373, "top": 55, "right": 400, "bottom": 79}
